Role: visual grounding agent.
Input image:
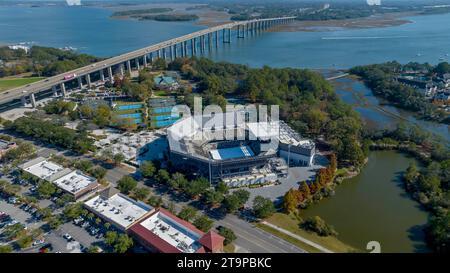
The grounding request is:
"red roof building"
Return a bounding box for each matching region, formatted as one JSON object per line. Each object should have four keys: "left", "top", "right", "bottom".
{"left": 128, "top": 208, "right": 224, "bottom": 253}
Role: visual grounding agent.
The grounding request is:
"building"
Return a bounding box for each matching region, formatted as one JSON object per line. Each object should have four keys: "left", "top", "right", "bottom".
{"left": 129, "top": 208, "right": 224, "bottom": 253}
{"left": 51, "top": 169, "right": 99, "bottom": 200}
{"left": 84, "top": 188, "right": 154, "bottom": 231}
{"left": 166, "top": 112, "right": 315, "bottom": 184}
{"left": 19, "top": 157, "right": 65, "bottom": 181}
{"left": 148, "top": 97, "right": 180, "bottom": 128}
{"left": 0, "top": 139, "right": 17, "bottom": 159}
{"left": 153, "top": 75, "right": 179, "bottom": 90}
{"left": 19, "top": 157, "right": 99, "bottom": 200}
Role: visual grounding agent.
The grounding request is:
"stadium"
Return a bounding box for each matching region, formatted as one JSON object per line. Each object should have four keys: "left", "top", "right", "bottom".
{"left": 167, "top": 111, "right": 316, "bottom": 186}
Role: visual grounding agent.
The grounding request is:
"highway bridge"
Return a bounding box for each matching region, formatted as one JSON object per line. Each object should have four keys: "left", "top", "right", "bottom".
{"left": 0, "top": 17, "right": 295, "bottom": 111}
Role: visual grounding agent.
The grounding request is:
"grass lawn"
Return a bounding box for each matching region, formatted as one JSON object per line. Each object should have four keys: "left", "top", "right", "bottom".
{"left": 223, "top": 243, "right": 235, "bottom": 253}
{"left": 263, "top": 213, "right": 359, "bottom": 253}
{"left": 153, "top": 90, "right": 168, "bottom": 97}
{"left": 0, "top": 77, "right": 45, "bottom": 92}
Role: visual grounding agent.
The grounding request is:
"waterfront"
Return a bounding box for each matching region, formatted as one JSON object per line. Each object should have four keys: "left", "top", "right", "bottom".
{"left": 301, "top": 151, "right": 430, "bottom": 253}
{"left": 0, "top": 4, "right": 448, "bottom": 253}
{"left": 1, "top": 6, "right": 450, "bottom": 68}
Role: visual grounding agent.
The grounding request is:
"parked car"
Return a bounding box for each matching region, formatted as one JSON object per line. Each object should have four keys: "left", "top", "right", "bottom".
{"left": 33, "top": 239, "right": 45, "bottom": 246}
{"left": 63, "top": 233, "right": 73, "bottom": 241}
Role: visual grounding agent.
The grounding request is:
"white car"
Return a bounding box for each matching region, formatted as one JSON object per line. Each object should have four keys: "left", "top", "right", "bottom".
{"left": 63, "top": 233, "right": 73, "bottom": 241}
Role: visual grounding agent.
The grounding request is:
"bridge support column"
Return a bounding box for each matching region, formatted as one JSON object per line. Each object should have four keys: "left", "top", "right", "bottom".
{"left": 60, "top": 83, "right": 67, "bottom": 97}
{"left": 157, "top": 50, "right": 161, "bottom": 59}
{"left": 143, "top": 54, "right": 148, "bottom": 67}
{"left": 21, "top": 96, "right": 27, "bottom": 106}
{"left": 126, "top": 60, "right": 132, "bottom": 72}
{"left": 215, "top": 31, "right": 219, "bottom": 48}
{"left": 208, "top": 33, "right": 212, "bottom": 51}
{"left": 120, "top": 64, "right": 125, "bottom": 76}
{"left": 108, "top": 66, "right": 113, "bottom": 82}
{"left": 86, "top": 74, "right": 91, "bottom": 88}
{"left": 169, "top": 45, "right": 173, "bottom": 60}
{"left": 30, "top": 93, "right": 36, "bottom": 108}
{"left": 191, "top": 39, "right": 195, "bottom": 56}
{"left": 77, "top": 77, "right": 83, "bottom": 89}
{"left": 100, "top": 69, "right": 105, "bottom": 82}
{"left": 228, "top": 28, "right": 231, "bottom": 43}
{"left": 52, "top": 86, "right": 58, "bottom": 97}
{"left": 162, "top": 48, "right": 167, "bottom": 59}
{"left": 173, "top": 45, "right": 178, "bottom": 59}
{"left": 135, "top": 58, "right": 140, "bottom": 70}
{"left": 183, "top": 41, "right": 188, "bottom": 57}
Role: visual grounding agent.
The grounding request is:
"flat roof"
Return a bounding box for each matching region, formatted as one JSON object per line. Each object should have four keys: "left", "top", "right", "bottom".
{"left": 52, "top": 170, "right": 97, "bottom": 195}
{"left": 84, "top": 193, "right": 153, "bottom": 230}
{"left": 21, "top": 158, "right": 64, "bottom": 180}
{"left": 131, "top": 209, "right": 204, "bottom": 253}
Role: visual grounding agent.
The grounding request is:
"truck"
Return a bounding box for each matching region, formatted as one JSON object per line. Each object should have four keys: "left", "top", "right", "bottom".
{"left": 64, "top": 73, "right": 77, "bottom": 80}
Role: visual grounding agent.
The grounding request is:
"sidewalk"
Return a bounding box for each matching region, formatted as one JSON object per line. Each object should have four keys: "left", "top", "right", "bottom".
{"left": 261, "top": 221, "right": 334, "bottom": 253}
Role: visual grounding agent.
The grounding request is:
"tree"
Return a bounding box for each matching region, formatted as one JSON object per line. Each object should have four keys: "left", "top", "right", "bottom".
{"left": 301, "top": 216, "right": 338, "bottom": 237}
{"left": 185, "top": 177, "right": 210, "bottom": 198}
{"left": 147, "top": 195, "right": 163, "bottom": 208}
{"left": 140, "top": 161, "right": 156, "bottom": 178}
{"left": 193, "top": 215, "right": 213, "bottom": 232}
{"left": 156, "top": 169, "right": 170, "bottom": 184}
{"left": 177, "top": 206, "right": 198, "bottom": 221}
{"left": 92, "top": 104, "right": 111, "bottom": 127}
{"left": 113, "top": 153, "right": 125, "bottom": 165}
{"left": 16, "top": 235, "right": 33, "bottom": 249}
{"left": 425, "top": 211, "right": 450, "bottom": 253}
{"left": 252, "top": 196, "right": 276, "bottom": 219}
{"left": 283, "top": 189, "right": 300, "bottom": 213}
{"left": 89, "top": 166, "right": 107, "bottom": 180}
{"left": 233, "top": 189, "right": 250, "bottom": 205}
{"left": 113, "top": 234, "right": 133, "bottom": 253}
{"left": 37, "top": 181, "right": 56, "bottom": 199}
{"left": 105, "top": 231, "right": 118, "bottom": 246}
{"left": 299, "top": 182, "right": 311, "bottom": 200}
{"left": 74, "top": 159, "right": 93, "bottom": 172}
{"left": 62, "top": 203, "right": 84, "bottom": 220}
{"left": 169, "top": 172, "right": 188, "bottom": 190}
{"left": 223, "top": 194, "right": 242, "bottom": 213}
{"left": 132, "top": 187, "right": 150, "bottom": 201}
{"left": 47, "top": 216, "right": 63, "bottom": 230}
{"left": 204, "top": 189, "right": 224, "bottom": 206}
{"left": 0, "top": 245, "right": 13, "bottom": 253}
{"left": 117, "top": 175, "right": 137, "bottom": 194}
{"left": 217, "top": 226, "right": 237, "bottom": 246}
{"left": 216, "top": 181, "right": 229, "bottom": 194}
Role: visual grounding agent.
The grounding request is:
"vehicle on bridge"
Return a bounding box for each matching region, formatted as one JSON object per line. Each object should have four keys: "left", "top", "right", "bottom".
{"left": 64, "top": 73, "right": 77, "bottom": 80}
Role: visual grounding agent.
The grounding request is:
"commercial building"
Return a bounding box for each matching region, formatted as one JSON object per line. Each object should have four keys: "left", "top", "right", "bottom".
{"left": 129, "top": 208, "right": 224, "bottom": 253}
{"left": 19, "top": 157, "right": 65, "bottom": 181}
{"left": 0, "top": 139, "right": 17, "bottom": 159}
{"left": 84, "top": 188, "right": 154, "bottom": 231}
{"left": 19, "top": 157, "right": 99, "bottom": 200}
{"left": 51, "top": 169, "right": 99, "bottom": 200}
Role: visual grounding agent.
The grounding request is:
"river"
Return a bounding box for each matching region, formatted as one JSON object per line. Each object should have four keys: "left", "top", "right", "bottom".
{"left": 1, "top": 4, "right": 448, "bottom": 253}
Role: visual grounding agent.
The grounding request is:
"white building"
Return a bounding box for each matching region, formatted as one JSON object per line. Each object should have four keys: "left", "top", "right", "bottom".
{"left": 19, "top": 157, "right": 64, "bottom": 181}
{"left": 84, "top": 188, "right": 154, "bottom": 231}
{"left": 52, "top": 170, "right": 98, "bottom": 199}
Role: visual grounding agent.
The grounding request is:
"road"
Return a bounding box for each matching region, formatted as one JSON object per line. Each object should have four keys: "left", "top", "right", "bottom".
{"left": 0, "top": 17, "right": 295, "bottom": 104}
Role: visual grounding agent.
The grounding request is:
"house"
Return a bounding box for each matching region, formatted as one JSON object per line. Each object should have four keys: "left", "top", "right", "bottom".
{"left": 153, "top": 75, "right": 179, "bottom": 90}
